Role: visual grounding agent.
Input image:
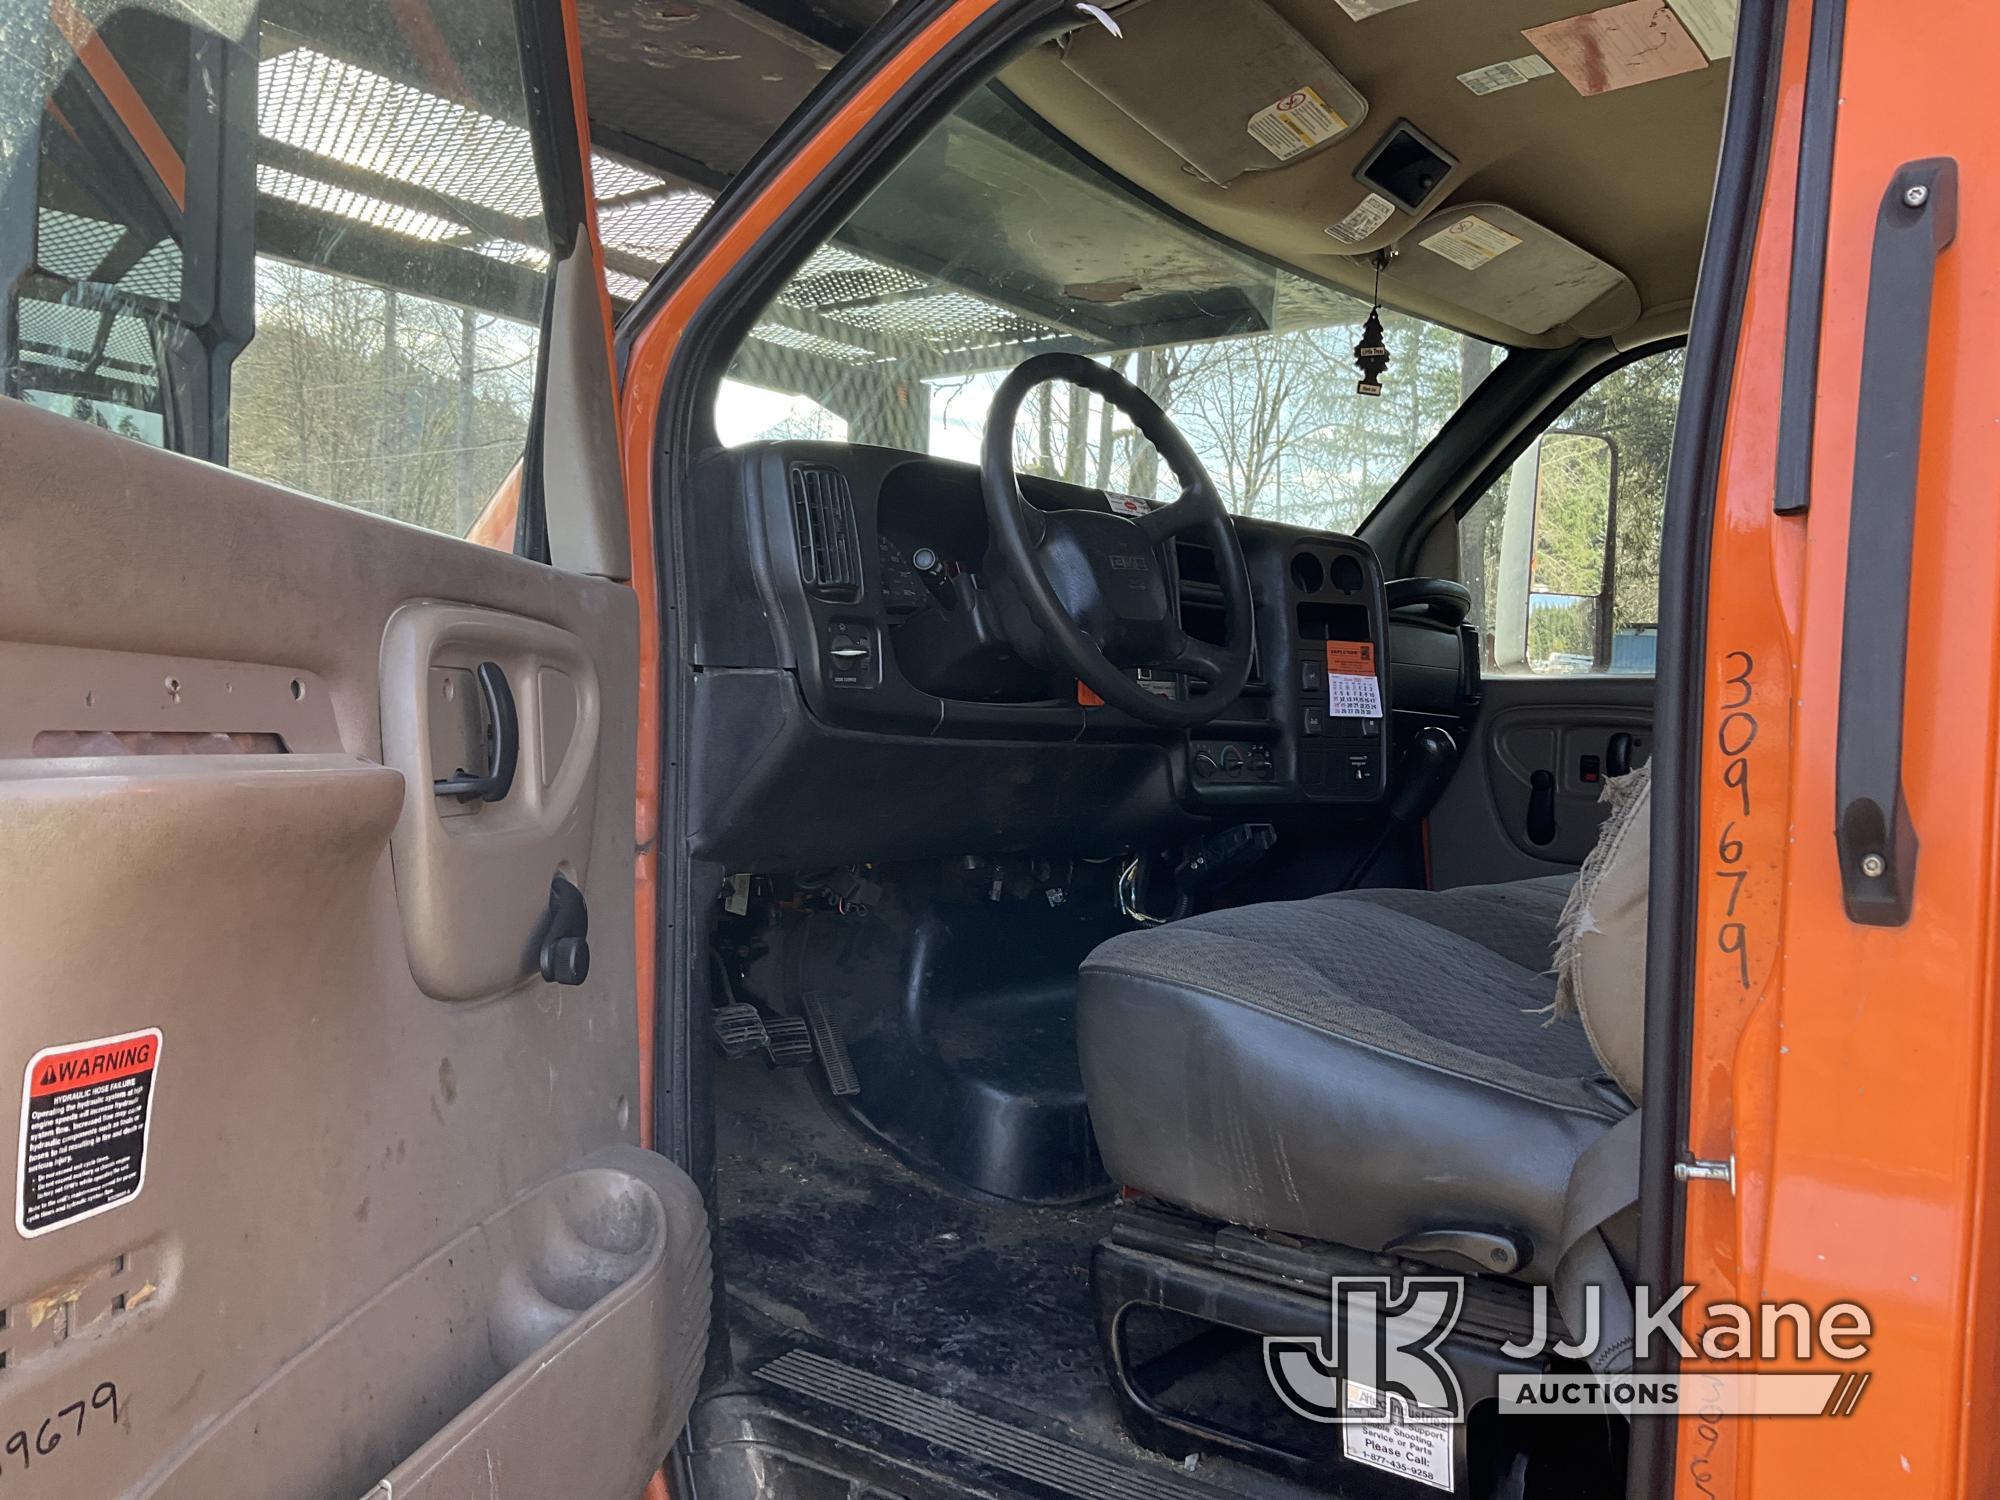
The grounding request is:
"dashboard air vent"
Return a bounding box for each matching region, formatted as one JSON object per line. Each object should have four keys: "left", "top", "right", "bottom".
{"left": 1173, "top": 541, "right": 1262, "bottom": 692}
{"left": 788, "top": 466, "right": 861, "bottom": 600}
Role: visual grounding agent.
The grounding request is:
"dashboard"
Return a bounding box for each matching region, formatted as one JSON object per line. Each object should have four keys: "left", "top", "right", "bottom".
{"left": 678, "top": 442, "right": 1477, "bottom": 868}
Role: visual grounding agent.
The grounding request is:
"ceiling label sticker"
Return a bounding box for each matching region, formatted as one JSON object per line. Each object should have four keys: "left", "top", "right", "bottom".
{"left": 1326, "top": 641, "right": 1384, "bottom": 718}
{"left": 1524, "top": 0, "right": 1709, "bottom": 97}
{"left": 1457, "top": 53, "right": 1557, "bottom": 95}
{"left": 1331, "top": 0, "right": 1425, "bottom": 19}
{"left": 17, "top": 1028, "right": 163, "bottom": 1238}
{"left": 1419, "top": 214, "right": 1525, "bottom": 271}
{"left": 1667, "top": 0, "right": 1737, "bottom": 59}
{"left": 1326, "top": 192, "right": 1397, "bottom": 244}
{"left": 1247, "top": 87, "right": 1347, "bottom": 161}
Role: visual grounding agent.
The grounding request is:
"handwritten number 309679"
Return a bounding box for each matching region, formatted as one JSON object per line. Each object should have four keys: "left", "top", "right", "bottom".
{"left": 1, "top": 1382, "right": 120, "bottom": 1479}
{"left": 1715, "top": 651, "right": 1758, "bottom": 989}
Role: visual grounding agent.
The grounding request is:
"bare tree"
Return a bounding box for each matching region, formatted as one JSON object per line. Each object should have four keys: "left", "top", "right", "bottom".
{"left": 1093, "top": 353, "right": 1123, "bottom": 488}
{"left": 231, "top": 257, "right": 538, "bottom": 535}
{"left": 1167, "top": 330, "right": 1347, "bottom": 521}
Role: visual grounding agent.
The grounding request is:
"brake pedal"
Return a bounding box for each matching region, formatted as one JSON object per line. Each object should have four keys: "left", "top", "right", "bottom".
{"left": 762, "top": 1015, "right": 814, "bottom": 1068}
{"left": 712, "top": 1002, "right": 767, "bottom": 1059}
{"left": 801, "top": 992, "right": 861, "bottom": 1097}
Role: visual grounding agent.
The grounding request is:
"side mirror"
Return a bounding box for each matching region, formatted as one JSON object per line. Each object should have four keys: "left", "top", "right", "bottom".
{"left": 4, "top": 11, "right": 255, "bottom": 462}
{"left": 1491, "top": 430, "right": 1619, "bottom": 672}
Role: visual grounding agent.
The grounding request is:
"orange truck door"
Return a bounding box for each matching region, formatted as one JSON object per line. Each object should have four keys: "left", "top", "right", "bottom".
{"left": 1658, "top": 0, "right": 2000, "bottom": 1495}
{"left": 0, "top": 2, "right": 704, "bottom": 1495}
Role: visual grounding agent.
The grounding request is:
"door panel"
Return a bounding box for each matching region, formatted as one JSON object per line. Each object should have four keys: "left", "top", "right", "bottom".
{"left": 1428, "top": 674, "right": 1655, "bottom": 886}
{"left": 0, "top": 399, "right": 705, "bottom": 1496}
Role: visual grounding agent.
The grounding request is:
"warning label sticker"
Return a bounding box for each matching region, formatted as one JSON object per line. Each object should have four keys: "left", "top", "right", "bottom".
{"left": 17, "top": 1028, "right": 162, "bottom": 1238}
{"left": 1340, "top": 1383, "right": 1453, "bottom": 1492}
{"left": 1457, "top": 53, "right": 1556, "bottom": 96}
{"left": 1325, "top": 192, "right": 1397, "bottom": 245}
{"left": 1247, "top": 87, "right": 1347, "bottom": 161}
{"left": 1667, "top": 0, "right": 1737, "bottom": 60}
{"left": 1419, "top": 214, "right": 1525, "bottom": 272}
{"left": 1330, "top": 0, "right": 1423, "bottom": 19}
{"left": 1326, "top": 641, "right": 1384, "bottom": 719}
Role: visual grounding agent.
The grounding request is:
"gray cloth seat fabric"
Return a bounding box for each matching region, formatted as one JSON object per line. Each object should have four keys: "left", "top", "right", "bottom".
{"left": 1077, "top": 875, "right": 1633, "bottom": 1282}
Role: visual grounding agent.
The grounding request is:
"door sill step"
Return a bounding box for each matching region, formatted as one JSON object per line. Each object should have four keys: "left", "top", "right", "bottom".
{"left": 754, "top": 1349, "right": 1233, "bottom": 1500}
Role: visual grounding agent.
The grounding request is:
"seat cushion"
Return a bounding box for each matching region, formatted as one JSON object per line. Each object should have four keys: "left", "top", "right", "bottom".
{"left": 1077, "top": 877, "right": 1631, "bottom": 1281}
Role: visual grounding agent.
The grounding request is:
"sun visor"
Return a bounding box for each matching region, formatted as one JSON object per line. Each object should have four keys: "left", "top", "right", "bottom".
{"left": 1387, "top": 204, "right": 1639, "bottom": 338}
{"left": 1062, "top": 0, "right": 1367, "bottom": 186}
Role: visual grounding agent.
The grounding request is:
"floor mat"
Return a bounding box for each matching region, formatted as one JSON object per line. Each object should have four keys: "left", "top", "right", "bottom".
{"left": 713, "top": 1054, "right": 1118, "bottom": 1425}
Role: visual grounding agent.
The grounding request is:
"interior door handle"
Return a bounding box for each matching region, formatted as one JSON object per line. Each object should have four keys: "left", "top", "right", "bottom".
{"left": 1835, "top": 158, "right": 1956, "bottom": 926}
{"left": 434, "top": 660, "right": 519, "bottom": 803}
{"left": 1526, "top": 768, "right": 1557, "bottom": 846}
{"left": 1606, "top": 731, "right": 1633, "bottom": 778}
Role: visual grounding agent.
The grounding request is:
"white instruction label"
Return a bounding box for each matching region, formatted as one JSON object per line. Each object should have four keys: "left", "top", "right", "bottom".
{"left": 1331, "top": 0, "right": 1423, "bottom": 18}
{"left": 1247, "top": 87, "right": 1346, "bottom": 161}
{"left": 1668, "top": 0, "right": 1737, "bottom": 59}
{"left": 1340, "top": 1383, "right": 1454, "bottom": 1493}
{"left": 1419, "top": 214, "right": 1524, "bottom": 271}
{"left": 1325, "top": 641, "right": 1384, "bottom": 719}
{"left": 1457, "top": 53, "right": 1556, "bottom": 95}
{"left": 1326, "top": 192, "right": 1397, "bottom": 244}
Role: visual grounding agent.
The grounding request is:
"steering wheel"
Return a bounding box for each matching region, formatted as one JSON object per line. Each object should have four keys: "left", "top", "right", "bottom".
{"left": 980, "top": 353, "right": 1255, "bottom": 728}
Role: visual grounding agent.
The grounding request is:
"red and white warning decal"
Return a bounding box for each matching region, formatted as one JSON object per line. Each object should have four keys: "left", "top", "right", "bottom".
{"left": 17, "top": 1028, "right": 162, "bottom": 1238}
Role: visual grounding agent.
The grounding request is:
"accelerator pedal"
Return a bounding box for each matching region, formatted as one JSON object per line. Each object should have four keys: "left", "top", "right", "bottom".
{"left": 712, "top": 1002, "right": 767, "bottom": 1059}
{"left": 801, "top": 992, "right": 861, "bottom": 1097}
{"left": 762, "top": 1015, "right": 815, "bottom": 1068}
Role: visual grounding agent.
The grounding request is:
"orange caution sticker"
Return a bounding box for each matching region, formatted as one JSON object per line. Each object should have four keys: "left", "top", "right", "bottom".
{"left": 1325, "top": 641, "right": 1384, "bottom": 718}
{"left": 1325, "top": 641, "right": 1377, "bottom": 676}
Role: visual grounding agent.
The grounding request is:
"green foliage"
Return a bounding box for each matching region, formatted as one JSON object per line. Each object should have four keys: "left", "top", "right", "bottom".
{"left": 1526, "top": 595, "right": 1599, "bottom": 671}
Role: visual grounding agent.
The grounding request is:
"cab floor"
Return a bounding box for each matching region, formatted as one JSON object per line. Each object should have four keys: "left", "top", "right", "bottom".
{"left": 705, "top": 1057, "right": 1327, "bottom": 1500}
{"left": 711, "top": 1054, "right": 1117, "bottom": 1424}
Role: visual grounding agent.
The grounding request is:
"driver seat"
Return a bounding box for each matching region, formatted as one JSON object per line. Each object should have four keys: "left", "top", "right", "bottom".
{"left": 1077, "top": 851, "right": 1644, "bottom": 1282}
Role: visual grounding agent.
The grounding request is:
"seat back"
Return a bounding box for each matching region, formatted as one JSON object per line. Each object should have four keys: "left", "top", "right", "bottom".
{"left": 1554, "top": 762, "right": 1652, "bottom": 1102}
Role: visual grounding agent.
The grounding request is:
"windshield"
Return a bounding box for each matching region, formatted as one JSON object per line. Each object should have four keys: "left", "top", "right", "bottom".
{"left": 717, "top": 83, "right": 1502, "bottom": 534}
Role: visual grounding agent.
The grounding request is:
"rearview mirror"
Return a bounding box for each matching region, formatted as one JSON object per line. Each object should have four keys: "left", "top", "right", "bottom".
{"left": 1491, "top": 429, "right": 1620, "bottom": 672}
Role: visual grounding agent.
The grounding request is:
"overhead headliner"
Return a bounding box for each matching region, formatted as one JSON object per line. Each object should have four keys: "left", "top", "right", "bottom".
{"left": 577, "top": 0, "right": 1728, "bottom": 347}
